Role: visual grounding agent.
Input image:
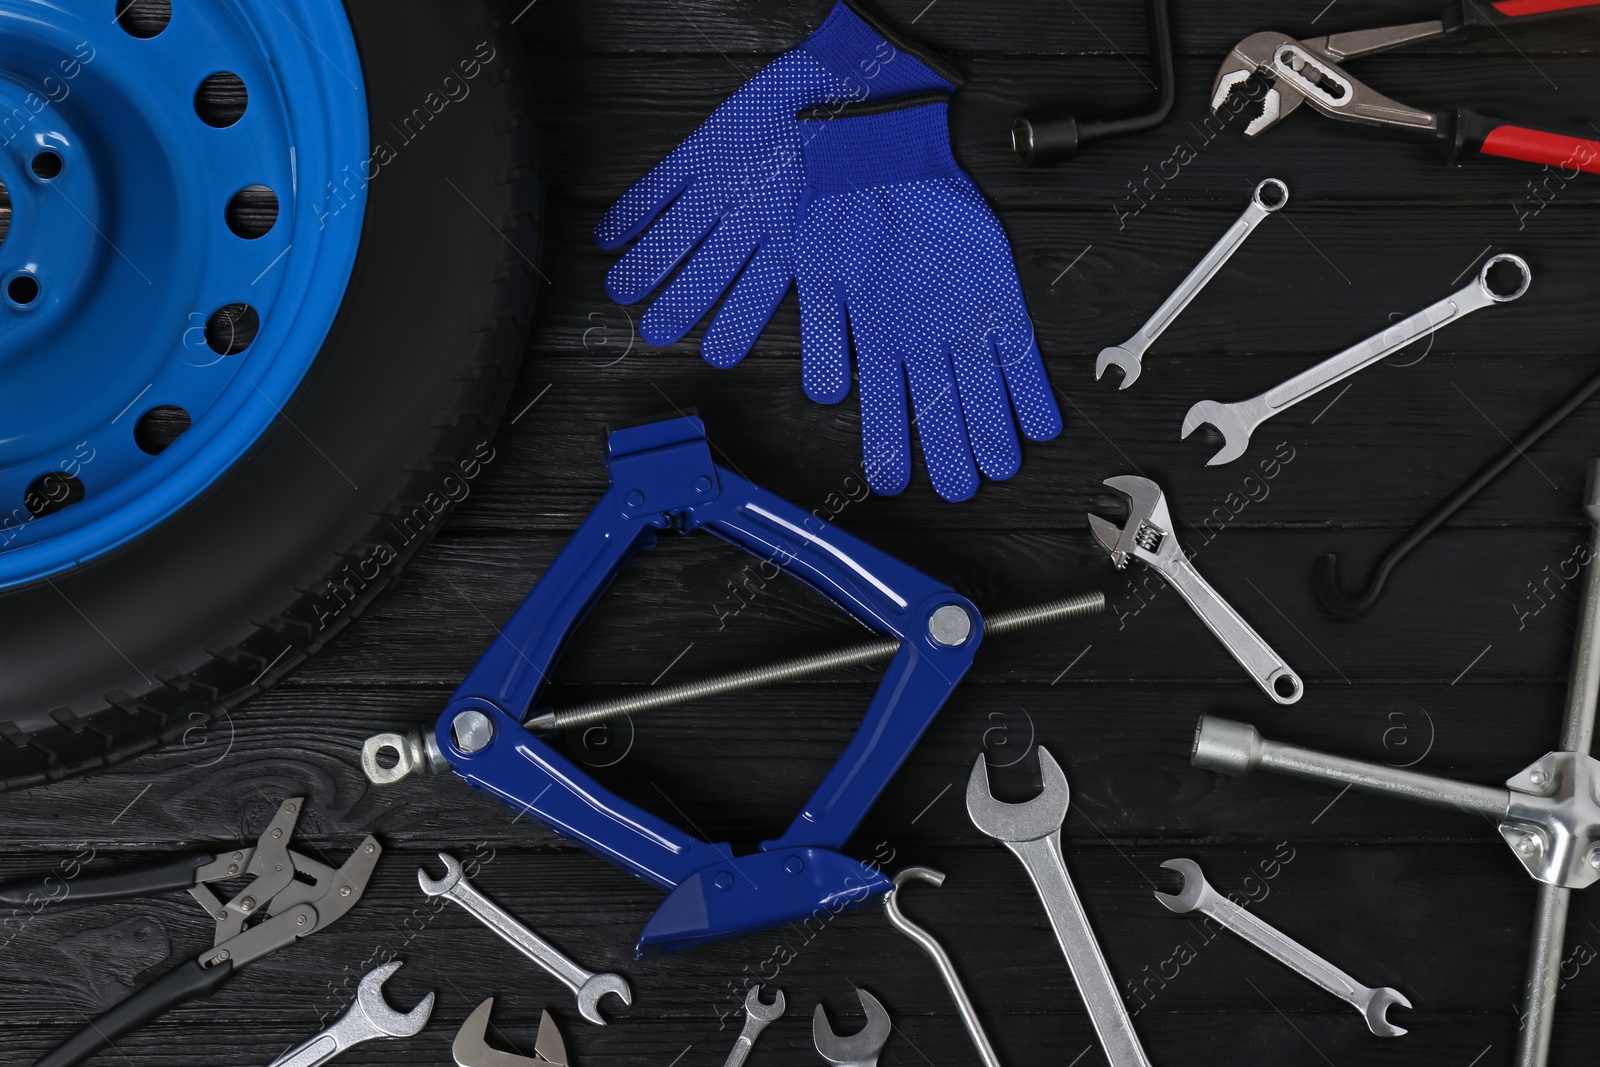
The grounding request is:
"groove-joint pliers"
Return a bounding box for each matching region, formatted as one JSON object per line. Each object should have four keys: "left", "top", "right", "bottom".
{"left": 1214, "top": 1, "right": 1600, "bottom": 172}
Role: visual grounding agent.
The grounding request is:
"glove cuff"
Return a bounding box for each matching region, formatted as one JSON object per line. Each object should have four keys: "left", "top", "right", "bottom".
{"left": 800, "top": 2, "right": 961, "bottom": 100}
{"left": 797, "top": 95, "right": 960, "bottom": 195}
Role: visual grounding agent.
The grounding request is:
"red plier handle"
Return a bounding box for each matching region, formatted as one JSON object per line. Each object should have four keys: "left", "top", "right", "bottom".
{"left": 1440, "top": 109, "right": 1600, "bottom": 173}
{"left": 1446, "top": 0, "right": 1600, "bottom": 33}
{"left": 1435, "top": 1, "right": 1600, "bottom": 171}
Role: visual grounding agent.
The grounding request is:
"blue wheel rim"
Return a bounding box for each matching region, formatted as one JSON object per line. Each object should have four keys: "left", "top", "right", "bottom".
{"left": 0, "top": 0, "right": 368, "bottom": 587}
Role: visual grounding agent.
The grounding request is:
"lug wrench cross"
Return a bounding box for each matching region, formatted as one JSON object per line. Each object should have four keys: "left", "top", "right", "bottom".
{"left": 1191, "top": 460, "right": 1600, "bottom": 1067}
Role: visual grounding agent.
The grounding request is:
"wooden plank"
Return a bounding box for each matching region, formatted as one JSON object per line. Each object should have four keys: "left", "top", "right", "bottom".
{"left": 526, "top": 54, "right": 1600, "bottom": 206}
{"left": 519, "top": 0, "right": 1600, "bottom": 57}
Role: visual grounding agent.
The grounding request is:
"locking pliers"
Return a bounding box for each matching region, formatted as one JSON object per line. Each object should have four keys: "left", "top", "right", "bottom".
{"left": 5, "top": 798, "right": 379, "bottom": 1067}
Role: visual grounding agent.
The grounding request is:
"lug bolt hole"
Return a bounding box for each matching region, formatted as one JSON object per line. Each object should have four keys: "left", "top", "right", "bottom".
{"left": 134, "top": 405, "right": 192, "bottom": 455}
{"left": 195, "top": 72, "right": 249, "bottom": 128}
{"left": 25, "top": 472, "right": 84, "bottom": 519}
{"left": 6, "top": 273, "right": 40, "bottom": 307}
{"left": 30, "top": 152, "right": 62, "bottom": 181}
{"left": 226, "top": 185, "right": 279, "bottom": 240}
{"left": 205, "top": 303, "right": 260, "bottom": 355}
{"left": 115, "top": 0, "right": 171, "bottom": 38}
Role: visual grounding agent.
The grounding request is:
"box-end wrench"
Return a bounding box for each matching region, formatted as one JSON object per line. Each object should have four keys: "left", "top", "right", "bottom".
{"left": 1089, "top": 474, "right": 1302, "bottom": 705}
{"left": 1154, "top": 859, "right": 1411, "bottom": 1037}
{"left": 966, "top": 749, "right": 1152, "bottom": 1067}
{"left": 419, "top": 852, "right": 632, "bottom": 1024}
{"left": 1097, "top": 179, "right": 1289, "bottom": 390}
{"left": 723, "top": 985, "right": 785, "bottom": 1067}
{"left": 1182, "top": 253, "right": 1532, "bottom": 465}
{"left": 268, "top": 961, "right": 434, "bottom": 1067}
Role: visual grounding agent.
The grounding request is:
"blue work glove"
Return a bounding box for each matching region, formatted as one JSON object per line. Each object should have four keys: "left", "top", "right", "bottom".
{"left": 794, "top": 95, "right": 1062, "bottom": 503}
{"left": 593, "top": 2, "right": 957, "bottom": 367}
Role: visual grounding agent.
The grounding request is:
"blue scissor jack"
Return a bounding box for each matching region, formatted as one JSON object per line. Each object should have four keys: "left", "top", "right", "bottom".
{"left": 403, "top": 417, "right": 980, "bottom": 955}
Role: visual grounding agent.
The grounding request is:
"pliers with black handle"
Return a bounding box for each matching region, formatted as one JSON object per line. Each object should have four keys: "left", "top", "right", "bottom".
{"left": 0, "top": 797, "right": 380, "bottom": 1067}
{"left": 1214, "top": 1, "right": 1600, "bottom": 172}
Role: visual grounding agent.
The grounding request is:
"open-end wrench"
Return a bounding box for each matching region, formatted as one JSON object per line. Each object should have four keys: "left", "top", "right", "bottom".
{"left": 884, "top": 868, "right": 1000, "bottom": 1067}
{"left": 419, "top": 852, "right": 632, "bottom": 1025}
{"left": 813, "top": 988, "right": 892, "bottom": 1067}
{"left": 1089, "top": 474, "right": 1302, "bottom": 704}
{"left": 966, "top": 749, "right": 1152, "bottom": 1067}
{"left": 268, "top": 961, "right": 434, "bottom": 1067}
{"left": 1182, "top": 252, "right": 1532, "bottom": 465}
{"left": 1154, "top": 859, "right": 1412, "bottom": 1037}
{"left": 723, "top": 985, "right": 786, "bottom": 1067}
{"left": 1098, "top": 179, "right": 1289, "bottom": 390}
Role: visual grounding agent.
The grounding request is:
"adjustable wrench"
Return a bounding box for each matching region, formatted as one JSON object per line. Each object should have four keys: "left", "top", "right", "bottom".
{"left": 1090, "top": 474, "right": 1302, "bottom": 704}
{"left": 1098, "top": 179, "right": 1288, "bottom": 390}
{"left": 268, "top": 961, "right": 434, "bottom": 1067}
{"left": 723, "top": 985, "right": 786, "bottom": 1067}
{"left": 1182, "top": 253, "right": 1532, "bottom": 465}
{"left": 419, "top": 852, "right": 632, "bottom": 1024}
{"left": 967, "top": 749, "right": 1151, "bottom": 1067}
{"left": 1155, "top": 859, "right": 1412, "bottom": 1037}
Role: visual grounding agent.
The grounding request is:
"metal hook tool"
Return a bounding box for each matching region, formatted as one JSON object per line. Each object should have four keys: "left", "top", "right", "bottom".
{"left": 884, "top": 868, "right": 1001, "bottom": 1067}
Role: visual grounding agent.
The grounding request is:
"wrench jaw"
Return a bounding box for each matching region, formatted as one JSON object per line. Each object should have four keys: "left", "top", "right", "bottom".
{"left": 418, "top": 852, "right": 465, "bottom": 897}
{"left": 813, "top": 989, "right": 892, "bottom": 1067}
{"left": 742, "top": 983, "right": 787, "bottom": 1025}
{"left": 1095, "top": 345, "right": 1142, "bottom": 390}
{"left": 576, "top": 972, "right": 633, "bottom": 1026}
{"left": 1364, "top": 988, "right": 1413, "bottom": 1039}
{"left": 1181, "top": 401, "right": 1253, "bottom": 467}
{"left": 1090, "top": 476, "right": 1178, "bottom": 569}
{"left": 356, "top": 960, "right": 436, "bottom": 1038}
{"left": 965, "top": 749, "right": 1072, "bottom": 844}
{"left": 453, "top": 998, "right": 548, "bottom": 1067}
{"left": 1152, "top": 859, "right": 1208, "bottom": 915}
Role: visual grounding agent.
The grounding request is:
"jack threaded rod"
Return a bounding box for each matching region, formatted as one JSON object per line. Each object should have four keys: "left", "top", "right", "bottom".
{"left": 526, "top": 591, "right": 1105, "bottom": 734}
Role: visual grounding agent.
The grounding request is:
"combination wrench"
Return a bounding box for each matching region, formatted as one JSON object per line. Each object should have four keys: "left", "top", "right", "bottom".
{"left": 267, "top": 961, "right": 434, "bottom": 1067}
{"left": 722, "top": 985, "right": 786, "bottom": 1067}
{"left": 1098, "top": 178, "right": 1288, "bottom": 389}
{"left": 967, "top": 748, "right": 1152, "bottom": 1067}
{"left": 1155, "top": 859, "right": 1412, "bottom": 1037}
{"left": 1182, "top": 252, "right": 1532, "bottom": 465}
{"left": 1090, "top": 474, "right": 1302, "bottom": 704}
{"left": 419, "top": 852, "right": 633, "bottom": 1024}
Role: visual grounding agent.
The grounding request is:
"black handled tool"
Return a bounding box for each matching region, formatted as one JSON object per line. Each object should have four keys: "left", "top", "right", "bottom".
{"left": 1011, "top": 0, "right": 1174, "bottom": 165}
{"left": 12, "top": 798, "right": 380, "bottom": 1067}
{"left": 1317, "top": 366, "right": 1600, "bottom": 619}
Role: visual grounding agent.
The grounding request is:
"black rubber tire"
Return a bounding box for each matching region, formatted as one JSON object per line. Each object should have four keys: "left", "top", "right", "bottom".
{"left": 0, "top": 0, "right": 541, "bottom": 787}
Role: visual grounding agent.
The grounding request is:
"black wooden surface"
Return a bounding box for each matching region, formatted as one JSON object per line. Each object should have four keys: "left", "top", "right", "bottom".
{"left": 5, "top": 2, "right": 1600, "bottom": 1065}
